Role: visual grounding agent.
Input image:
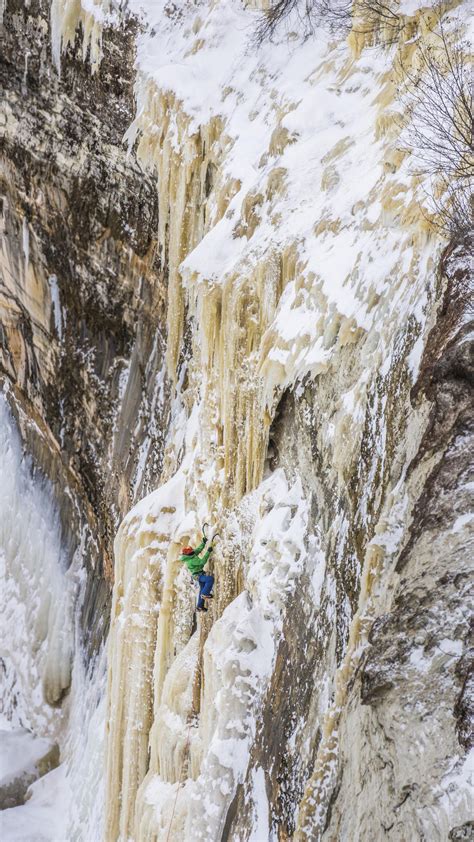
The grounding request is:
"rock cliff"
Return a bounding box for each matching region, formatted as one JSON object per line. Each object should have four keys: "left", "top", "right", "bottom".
{"left": 1, "top": 0, "right": 171, "bottom": 645}
{"left": 0, "top": 0, "right": 472, "bottom": 840}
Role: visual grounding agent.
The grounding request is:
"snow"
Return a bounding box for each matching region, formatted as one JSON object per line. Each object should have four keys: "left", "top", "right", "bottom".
{"left": 248, "top": 766, "right": 270, "bottom": 842}
{"left": 436, "top": 639, "right": 463, "bottom": 657}
{"left": 309, "top": 535, "right": 327, "bottom": 604}
{"left": 0, "top": 728, "right": 54, "bottom": 789}
{"left": 437, "top": 749, "right": 474, "bottom": 820}
{"left": 42, "top": 0, "right": 473, "bottom": 838}
{"left": 122, "top": 403, "right": 203, "bottom": 540}
{"left": 0, "top": 393, "right": 74, "bottom": 734}
{"left": 49, "top": 0, "right": 466, "bottom": 414}
{"left": 451, "top": 513, "right": 474, "bottom": 534}
{"left": 407, "top": 333, "right": 424, "bottom": 378}
{"left": 121, "top": 0, "right": 447, "bottom": 402}
{"left": 48, "top": 275, "right": 63, "bottom": 339}
{"left": 247, "top": 471, "right": 308, "bottom": 620}
{"left": 0, "top": 767, "right": 69, "bottom": 842}
{"left": 0, "top": 647, "right": 106, "bottom": 842}
{"left": 409, "top": 647, "right": 432, "bottom": 673}
{"left": 50, "top": 0, "right": 111, "bottom": 73}
{"left": 0, "top": 392, "right": 106, "bottom": 841}
{"left": 397, "top": 0, "right": 437, "bottom": 14}
{"left": 130, "top": 468, "right": 310, "bottom": 839}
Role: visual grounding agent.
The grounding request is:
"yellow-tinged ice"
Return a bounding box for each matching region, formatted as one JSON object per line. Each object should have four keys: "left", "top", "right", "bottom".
{"left": 96, "top": 1, "right": 469, "bottom": 839}
{"left": 50, "top": 0, "right": 109, "bottom": 72}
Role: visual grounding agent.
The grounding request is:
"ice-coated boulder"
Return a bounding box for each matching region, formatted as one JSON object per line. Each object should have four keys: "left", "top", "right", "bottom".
{"left": 0, "top": 728, "right": 59, "bottom": 809}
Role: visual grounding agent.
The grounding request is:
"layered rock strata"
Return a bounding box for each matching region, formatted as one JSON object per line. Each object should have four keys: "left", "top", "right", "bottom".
{"left": 1, "top": 0, "right": 170, "bottom": 643}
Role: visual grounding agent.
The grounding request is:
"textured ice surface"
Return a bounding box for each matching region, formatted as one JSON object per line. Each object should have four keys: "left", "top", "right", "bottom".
{"left": 0, "top": 394, "right": 106, "bottom": 841}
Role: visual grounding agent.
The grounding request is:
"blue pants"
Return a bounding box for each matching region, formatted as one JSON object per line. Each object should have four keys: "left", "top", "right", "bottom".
{"left": 197, "top": 574, "right": 214, "bottom": 609}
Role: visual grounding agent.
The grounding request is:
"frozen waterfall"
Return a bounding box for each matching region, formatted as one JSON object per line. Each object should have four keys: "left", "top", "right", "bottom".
{"left": 0, "top": 394, "right": 106, "bottom": 841}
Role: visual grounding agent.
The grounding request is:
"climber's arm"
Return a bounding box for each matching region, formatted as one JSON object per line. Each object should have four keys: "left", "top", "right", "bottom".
{"left": 193, "top": 538, "right": 207, "bottom": 555}
{"left": 199, "top": 546, "right": 213, "bottom": 566}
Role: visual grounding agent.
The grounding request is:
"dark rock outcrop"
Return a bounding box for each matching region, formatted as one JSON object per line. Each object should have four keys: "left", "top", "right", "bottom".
{"left": 1, "top": 0, "right": 170, "bottom": 647}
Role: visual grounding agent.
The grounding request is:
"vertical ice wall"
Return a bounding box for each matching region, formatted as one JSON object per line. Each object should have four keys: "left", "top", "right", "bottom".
{"left": 0, "top": 392, "right": 106, "bottom": 841}
{"left": 43, "top": 0, "right": 472, "bottom": 839}
{"left": 103, "top": 0, "right": 473, "bottom": 837}
{"left": 0, "top": 393, "right": 75, "bottom": 725}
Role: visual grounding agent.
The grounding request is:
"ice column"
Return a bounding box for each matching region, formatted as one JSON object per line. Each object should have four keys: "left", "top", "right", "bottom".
{"left": 0, "top": 393, "right": 75, "bottom": 731}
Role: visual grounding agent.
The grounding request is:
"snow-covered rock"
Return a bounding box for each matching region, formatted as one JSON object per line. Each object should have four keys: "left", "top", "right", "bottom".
{"left": 0, "top": 0, "right": 472, "bottom": 840}
{"left": 0, "top": 728, "right": 59, "bottom": 809}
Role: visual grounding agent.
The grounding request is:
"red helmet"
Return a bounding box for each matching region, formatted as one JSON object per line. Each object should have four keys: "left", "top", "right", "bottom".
{"left": 182, "top": 546, "right": 194, "bottom": 555}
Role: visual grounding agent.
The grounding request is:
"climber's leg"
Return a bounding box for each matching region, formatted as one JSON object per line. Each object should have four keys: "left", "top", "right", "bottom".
{"left": 201, "top": 574, "right": 214, "bottom": 599}
{"left": 197, "top": 574, "right": 214, "bottom": 610}
{"left": 196, "top": 577, "right": 206, "bottom": 610}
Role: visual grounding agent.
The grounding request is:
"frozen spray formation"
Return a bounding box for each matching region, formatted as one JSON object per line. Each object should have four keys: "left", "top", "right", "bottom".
{"left": 0, "top": 393, "right": 106, "bottom": 840}
{"left": 0, "top": 394, "right": 74, "bottom": 725}
{"left": 1, "top": 0, "right": 473, "bottom": 840}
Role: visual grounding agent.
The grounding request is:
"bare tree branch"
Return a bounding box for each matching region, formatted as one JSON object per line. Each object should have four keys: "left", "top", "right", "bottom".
{"left": 400, "top": 9, "right": 473, "bottom": 236}
{"left": 253, "top": 0, "right": 402, "bottom": 44}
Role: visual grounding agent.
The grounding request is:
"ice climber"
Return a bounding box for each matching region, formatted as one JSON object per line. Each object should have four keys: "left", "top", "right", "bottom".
{"left": 179, "top": 536, "right": 214, "bottom": 613}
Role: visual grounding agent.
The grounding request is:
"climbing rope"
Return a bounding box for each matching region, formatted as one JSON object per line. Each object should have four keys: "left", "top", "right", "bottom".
{"left": 165, "top": 715, "right": 194, "bottom": 842}
{"left": 165, "top": 643, "right": 203, "bottom": 842}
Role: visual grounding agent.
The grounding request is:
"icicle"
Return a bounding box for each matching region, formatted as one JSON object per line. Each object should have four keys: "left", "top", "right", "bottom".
{"left": 50, "top": 0, "right": 109, "bottom": 75}
{"left": 22, "top": 217, "right": 29, "bottom": 277}
{"left": 0, "top": 394, "right": 74, "bottom": 726}
{"left": 49, "top": 274, "right": 63, "bottom": 339}
{"left": 50, "top": 0, "right": 63, "bottom": 74}
{"left": 22, "top": 51, "right": 30, "bottom": 94}
{"left": 127, "top": 79, "right": 230, "bottom": 379}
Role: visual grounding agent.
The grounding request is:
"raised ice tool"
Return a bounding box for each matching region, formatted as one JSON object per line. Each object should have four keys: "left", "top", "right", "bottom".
{"left": 202, "top": 522, "right": 221, "bottom": 543}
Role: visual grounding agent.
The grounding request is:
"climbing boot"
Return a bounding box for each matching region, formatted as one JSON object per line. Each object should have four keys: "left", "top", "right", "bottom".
{"left": 203, "top": 594, "right": 214, "bottom": 601}
{"left": 196, "top": 606, "right": 208, "bottom": 613}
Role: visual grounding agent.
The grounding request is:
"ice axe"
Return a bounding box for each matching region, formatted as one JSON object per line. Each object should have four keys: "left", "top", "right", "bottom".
{"left": 202, "top": 522, "right": 221, "bottom": 543}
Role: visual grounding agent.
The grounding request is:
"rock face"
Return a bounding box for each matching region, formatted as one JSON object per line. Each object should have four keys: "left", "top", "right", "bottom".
{"left": 1, "top": 0, "right": 170, "bottom": 639}
{"left": 1, "top": 1, "right": 472, "bottom": 841}
{"left": 295, "top": 236, "right": 474, "bottom": 841}
{"left": 0, "top": 729, "right": 59, "bottom": 809}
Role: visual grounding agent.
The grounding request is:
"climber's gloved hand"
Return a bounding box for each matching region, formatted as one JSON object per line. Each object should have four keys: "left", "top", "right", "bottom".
{"left": 208, "top": 546, "right": 213, "bottom": 554}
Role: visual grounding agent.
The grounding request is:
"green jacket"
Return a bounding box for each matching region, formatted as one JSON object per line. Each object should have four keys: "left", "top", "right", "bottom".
{"left": 179, "top": 538, "right": 212, "bottom": 576}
